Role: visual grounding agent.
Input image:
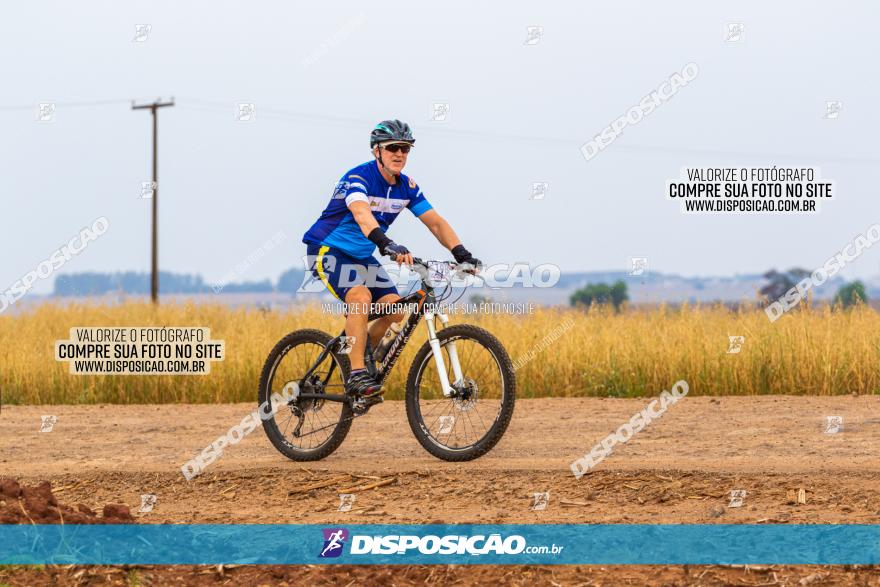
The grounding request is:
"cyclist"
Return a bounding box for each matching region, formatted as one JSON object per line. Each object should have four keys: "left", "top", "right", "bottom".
{"left": 302, "top": 119, "right": 482, "bottom": 398}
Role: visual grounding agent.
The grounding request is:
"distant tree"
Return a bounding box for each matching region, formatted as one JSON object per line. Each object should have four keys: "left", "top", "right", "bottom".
{"left": 570, "top": 280, "right": 628, "bottom": 311}
{"left": 759, "top": 267, "right": 811, "bottom": 304}
{"left": 571, "top": 283, "right": 608, "bottom": 307}
{"left": 834, "top": 281, "right": 867, "bottom": 308}
{"left": 609, "top": 281, "right": 628, "bottom": 308}
{"left": 469, "top": 293, "right": 492, "bottom": 304}
{"left": 54, "top": 271, "right": 210, "bottom": 296}
{"left": 53, "top": 270, "right": 291, "bottom": 296}
{"left": 221, "top": 280, "right": 274, "bottom": 293}
{"left": 277, "top": 267, "right": 307, "bottom": 295}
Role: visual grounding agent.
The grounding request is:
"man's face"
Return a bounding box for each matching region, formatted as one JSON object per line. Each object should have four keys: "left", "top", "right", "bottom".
{"left": 375, "top": 142, "right": 410, "bottom": 175}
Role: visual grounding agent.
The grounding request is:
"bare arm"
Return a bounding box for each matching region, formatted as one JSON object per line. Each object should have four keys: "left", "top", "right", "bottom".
{"left": 349, "top": 200, "right": 380, "bottom": 235}
{"left": 416, "top": 209, "right": 461, "bottom": 250}
{"left": 348, "top": 201, "right": 414, "bottom": 265}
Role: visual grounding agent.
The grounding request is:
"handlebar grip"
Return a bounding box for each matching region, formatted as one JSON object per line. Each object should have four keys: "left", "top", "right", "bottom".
{"left": 386, "top": 252, "right": 424, "bottom": 265}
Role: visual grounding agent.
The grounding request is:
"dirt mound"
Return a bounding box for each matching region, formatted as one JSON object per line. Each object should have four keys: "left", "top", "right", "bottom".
{"left": 0, "top": 479, "right": 134, "bottom": 524}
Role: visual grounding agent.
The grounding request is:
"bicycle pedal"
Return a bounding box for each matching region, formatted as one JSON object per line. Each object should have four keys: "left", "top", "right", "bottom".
{"left": 351, "top": 394, "right": 383, "bottom": 415}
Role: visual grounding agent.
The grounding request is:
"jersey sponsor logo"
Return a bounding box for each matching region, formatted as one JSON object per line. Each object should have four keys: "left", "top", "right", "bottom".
{"left": 332, "top": 181, "right": 350, "bottom": 199}
{"left": 367, "top": 196, "right": 409, "bottom": 213}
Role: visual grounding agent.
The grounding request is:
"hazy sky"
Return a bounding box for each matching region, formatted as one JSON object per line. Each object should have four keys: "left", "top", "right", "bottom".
{"left": 2, "top": 1, "right": 878, "bottom": 294}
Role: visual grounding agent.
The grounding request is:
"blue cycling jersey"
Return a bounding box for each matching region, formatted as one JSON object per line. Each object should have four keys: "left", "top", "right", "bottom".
{"left": 302, "top": 159, "right": 433, "bottom": 258}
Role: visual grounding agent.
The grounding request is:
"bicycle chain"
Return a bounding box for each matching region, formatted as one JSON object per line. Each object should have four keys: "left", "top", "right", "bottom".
{"left": 290, "top": 396, "right": 381, "bottom": 438}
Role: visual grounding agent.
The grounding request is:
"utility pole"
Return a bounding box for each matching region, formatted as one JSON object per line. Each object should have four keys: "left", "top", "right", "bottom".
{"left": 132, "top": 98, "right": 174, "bottom": 304}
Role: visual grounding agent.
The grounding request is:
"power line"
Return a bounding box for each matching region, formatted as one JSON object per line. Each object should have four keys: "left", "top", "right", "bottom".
{"left": 0, "top": 98, "right": 131, "bottom": 112}
{"left": 1, "top": 95, "right": 877, "bottom": 164}
{"left": 178, "top": 97, "right": 369, "bottom": 126}
{"left": 175, "top": 101, "right": 880, "bottom": 164}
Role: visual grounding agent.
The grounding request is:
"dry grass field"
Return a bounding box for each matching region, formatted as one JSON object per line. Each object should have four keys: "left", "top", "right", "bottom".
{"left": 1, "top": 301, "right": 878, "bottom": 404}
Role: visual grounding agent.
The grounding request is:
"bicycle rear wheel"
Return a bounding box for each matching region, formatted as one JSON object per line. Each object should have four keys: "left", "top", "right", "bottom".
{"left": 405, "top": 324, "right": 516, "bottom": 461}
{"left": 258, "top": 329, "right": 353, "bottom": 461}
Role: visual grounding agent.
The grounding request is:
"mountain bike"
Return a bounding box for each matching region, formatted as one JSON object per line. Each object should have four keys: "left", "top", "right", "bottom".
{"left": 258, "top": 256, "right": 516, "bottom": 461}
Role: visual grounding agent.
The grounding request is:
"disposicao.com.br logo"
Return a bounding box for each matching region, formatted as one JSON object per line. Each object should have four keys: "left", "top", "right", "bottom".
{"left": 318, "top": 528, "right": 563, "bottom": 557}
{"left": 319, "top": 528, "right": 349, "bottom": 558}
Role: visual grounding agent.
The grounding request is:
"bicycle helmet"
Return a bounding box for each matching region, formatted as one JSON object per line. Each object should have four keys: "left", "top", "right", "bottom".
{"left": 370, "top": 119, "right": 415, "bottom": 148}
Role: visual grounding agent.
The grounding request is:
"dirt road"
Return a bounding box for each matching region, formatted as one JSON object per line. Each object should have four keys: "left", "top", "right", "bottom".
{"left": 2, "top": 396, "right": 879, "bottom": 585}
{"left": 3, "top": 396, "right": 879, "bottom": 521}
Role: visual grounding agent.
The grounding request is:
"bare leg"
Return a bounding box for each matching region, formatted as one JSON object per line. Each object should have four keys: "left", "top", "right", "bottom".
{"left": 344, "top": 286, "right": 372, "bottom": 371}
{"left": 368, "top": 293, "right": 406, "bottom": 348}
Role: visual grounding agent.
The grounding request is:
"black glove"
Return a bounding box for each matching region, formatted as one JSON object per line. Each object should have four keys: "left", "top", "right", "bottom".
{"left": 381, "top": 242, "right": 410, "bottom": 260}
{"left": 368, "top": 227, "right": 410, "bottom": 260}
{"left": 451, "top": 244, "right": 482, "bottom": 270}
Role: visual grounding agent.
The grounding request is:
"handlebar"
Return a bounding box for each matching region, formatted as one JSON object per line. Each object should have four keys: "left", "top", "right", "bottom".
{"left": 383, "top": 254, "right": 492, "bottom": 306}
{"left": 386, "top": 254, "right": 481, "bottom": 277}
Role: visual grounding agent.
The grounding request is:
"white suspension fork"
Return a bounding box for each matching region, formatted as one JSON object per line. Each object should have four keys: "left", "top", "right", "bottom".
{"left": 425, "top": 312, "right": 464, "bottom": 398}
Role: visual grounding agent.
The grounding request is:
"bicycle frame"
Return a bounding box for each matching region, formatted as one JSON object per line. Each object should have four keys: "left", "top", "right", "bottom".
{"left": 367, "top": 286, "right": 463, "bottom": 398}
{"left": 294, "top": 262, "right": 465, "bottom": 404}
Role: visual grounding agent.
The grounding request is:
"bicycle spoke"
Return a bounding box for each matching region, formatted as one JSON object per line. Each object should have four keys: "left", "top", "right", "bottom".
{"left": 421, "top": 399, "right": 447, "bottom": 421}
{"left": 264, "top": 339, "right": 347, "bottom": 452}
{"left": 470, "top": 400, "right": 492, "bottom": 432}
{"left": 416, "top": 334, "right": 505, "bottom": 451}
{"left": 280, "top": 410, "right": 294, "bottom": 438}
{"left": 462, "top": 406, "right": 484, "bottom": 443}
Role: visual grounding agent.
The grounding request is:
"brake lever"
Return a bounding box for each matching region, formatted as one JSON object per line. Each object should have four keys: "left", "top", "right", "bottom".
{"left": 450, "top": 262, "right": 498, "bottom": 289}
{"left": 451, "top": 261, "right": 482, "bottom": 278}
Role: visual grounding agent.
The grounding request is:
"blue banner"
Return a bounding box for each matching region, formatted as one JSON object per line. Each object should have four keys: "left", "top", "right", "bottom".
{"left": 1, "top": 524, "right": 878, "bottom": 565}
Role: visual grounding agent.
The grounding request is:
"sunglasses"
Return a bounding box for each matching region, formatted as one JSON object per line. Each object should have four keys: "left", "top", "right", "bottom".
{"left": 382, "top": 144, "right": 411, "bottom": 154}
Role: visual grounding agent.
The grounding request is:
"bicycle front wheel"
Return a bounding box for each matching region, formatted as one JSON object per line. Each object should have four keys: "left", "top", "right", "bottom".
{"left": 405, "top": 324, "right": 515, "bottom": 461}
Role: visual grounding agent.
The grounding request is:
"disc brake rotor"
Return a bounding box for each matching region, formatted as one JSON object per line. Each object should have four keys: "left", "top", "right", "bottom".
{"left": 452, "top": 377, "right": 478, "bottom": 412}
